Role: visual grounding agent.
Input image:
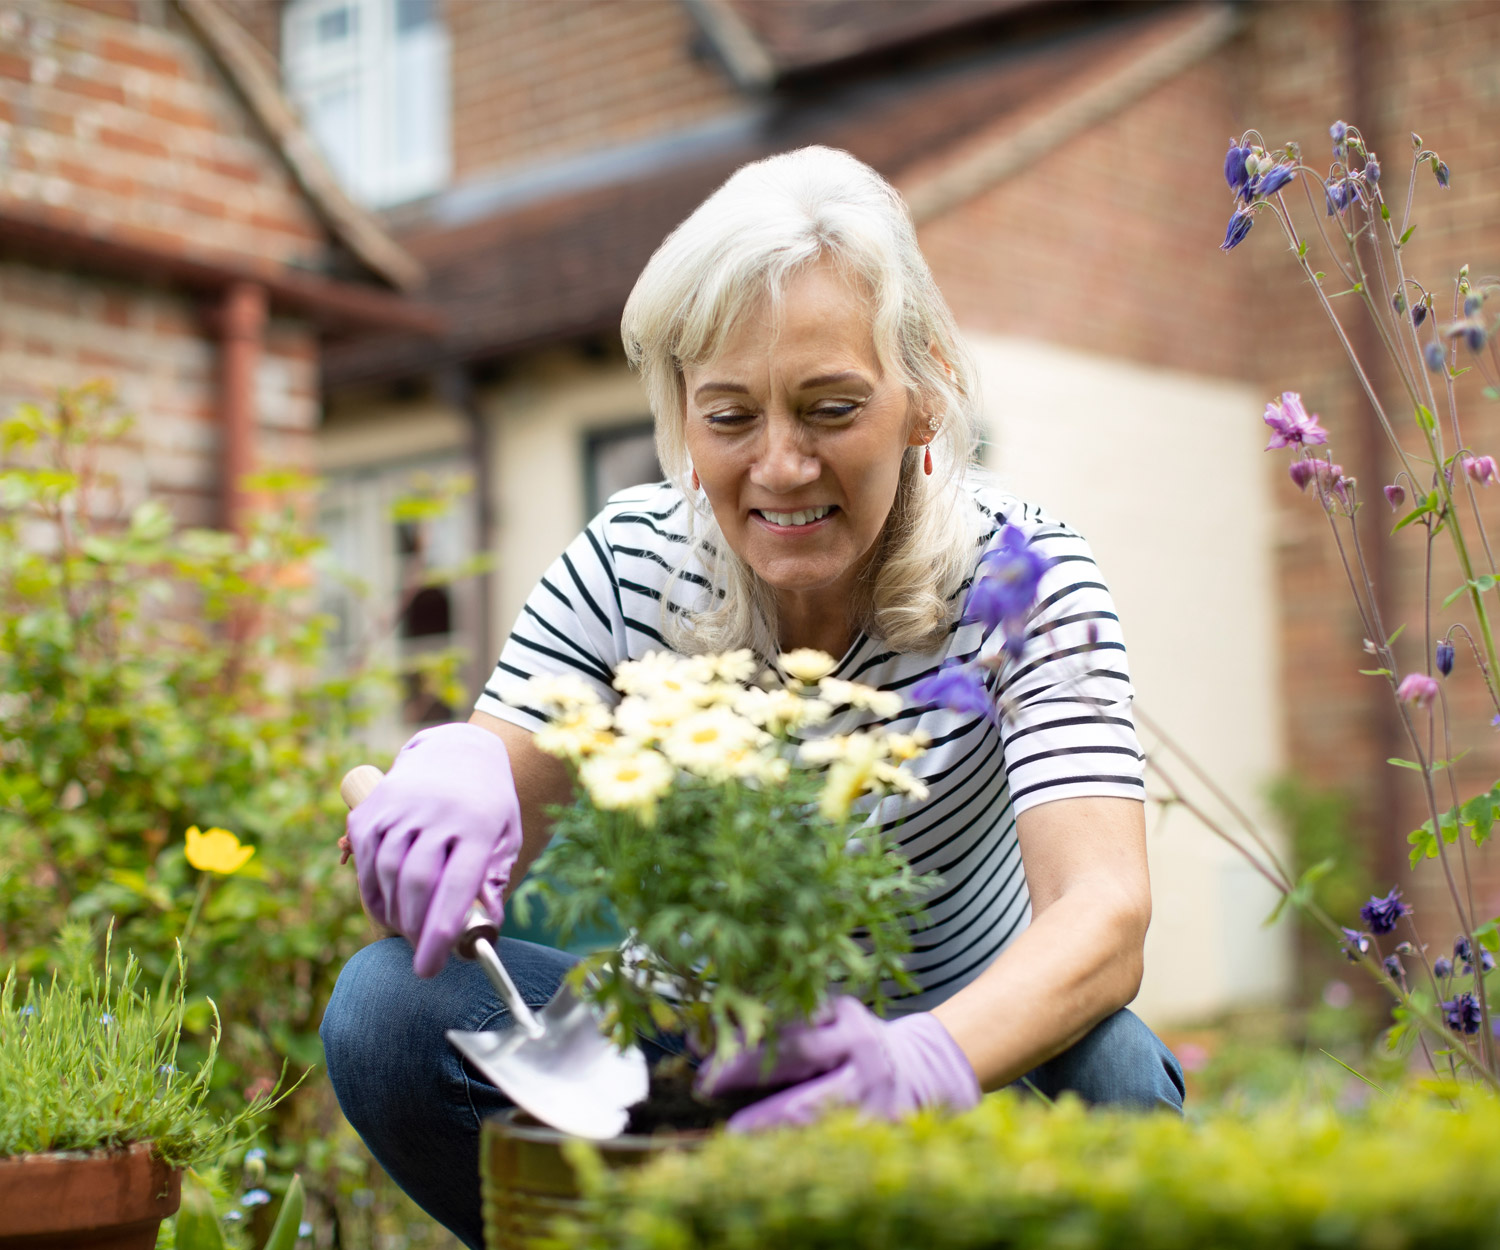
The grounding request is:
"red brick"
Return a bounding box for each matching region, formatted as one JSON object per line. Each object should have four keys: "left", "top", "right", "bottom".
{"left": 54, "top": 71, "right": 126, "bottom": 105}
{"left": 96, "top": 125, "right": 171, "bottom": 159}
{"left": 100, "top": 35, "right": 182, "bottom": 78}
{"left": 0, "top": 52, "right": 30, "bottom": 82}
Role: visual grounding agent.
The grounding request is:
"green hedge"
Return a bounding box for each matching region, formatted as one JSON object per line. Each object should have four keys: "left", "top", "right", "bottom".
{"left": 563, "top": 1090, "right": 1500, "bottom": 1249}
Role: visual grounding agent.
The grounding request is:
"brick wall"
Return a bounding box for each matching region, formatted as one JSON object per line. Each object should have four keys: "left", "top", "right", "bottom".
{"left": 447, "top": 0, "right": 741, "bottom": 183}
{"left": 0, "top": 0, "right": 327, "bottom": 269}
{"left": 0, "top": 0, "right": 329, "bottom": 525}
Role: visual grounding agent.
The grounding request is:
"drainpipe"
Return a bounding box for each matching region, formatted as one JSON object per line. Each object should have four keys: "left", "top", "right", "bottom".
{"left": 439, "top": 364, "right": 495, "bottom": 693}
{"left": 1347, "top": 1, "right": 1404, "bottom": 886}
{"left": 219, "top": 281, "right": 267, "bottom": 534}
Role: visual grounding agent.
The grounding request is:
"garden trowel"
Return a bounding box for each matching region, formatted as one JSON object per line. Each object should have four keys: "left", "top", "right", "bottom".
{"left": 340, "top": 765, "right": 649, "bottom": 1140}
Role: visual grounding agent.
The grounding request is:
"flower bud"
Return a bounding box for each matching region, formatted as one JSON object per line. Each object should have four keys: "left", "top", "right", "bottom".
{"left": 1436, "top": 639, "right": 1455, "bottom": 676}
{"left": 1289, "top": 459, "right": 1317, "bottom": 491}
{"left": 1465, "top": 293, "right": 1484, "bottom": 317}
{"left": 1464, "top": 453, "right": 1497, "bottom": 485}
{"left": 1392, "top": 290, "right": 1407, "bottom": 315}
{"left": 1425, "top": 341, "right": 1447, "bottom": 373}
{"left": 1434, "top": 159, "right": 1451, "bottom": 188}
{"left": 1396, "top": 672, "right": 1440, "bottom": 707}
{"left": 1412, "top": 303, "right": 1428, "bottom": 328}
{"left": 1411, "top": 132, "right": 1423, "bottom": 150}
{"left": 1365, "top": 156, "right": 1381, "bottom": 184}
{"left": 1330, "top": 119, "right": 1348, "bottom": 147}
{"left": 1383, "top": 953, "right": 1404, "bottom": 978}
{"left": 1383, "top": 483, "right": 1406, "bottom": 510}
{"left": 1223, "top": 141, "right": 1250, "bottom": 193}
{"left": 1465, "top": 322, "right": 1488, "bottom": 353}
{"left": 1434, "top": 956, "right": 1454, "bottom": 978}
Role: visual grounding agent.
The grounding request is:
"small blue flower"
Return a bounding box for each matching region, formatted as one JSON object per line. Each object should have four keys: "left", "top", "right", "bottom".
{"left": 1360, "top": 887, "right": 1411, "bottom": 935}
{"left": 1250, "top": 165, "right": 1295, "bottom": 199}
{"left": 223, "top": 1210, "right": 244, "bottom": 1224}
{"left": 18, "top": 1005, "right": 35, "bottom": 1017}
{"left": 1365, "top": 156, "right": 1381, "bottom": 185}
{"left": 1330, "top": 120, "right": 1348, "bottom": 148}
{"left": 967, "top": 526, "right": 1053, "bottom": 658}
{"left": 1454, "top": 935, "right": 1496, "bottom": 974}
{"left": 1436, "top": 640, "right": 1455, "bottom": 676}
{"left": 245, "top": 1147, "right": 267, "bottom": 1164}
{"left": 1223, "top": 142, "right": 1251, "bottom": 194}
{"left": 1383, "top": 954, "right": 1404, "bottom": 979}
{"left": 1434, "top": 159, "right": 1451, "bottom": 189}
{"left": 1325, "top": 179, "right": 1351, "bottom": 215}
{"left": 1425, "top": 341, "right": 1447, "bottom": 373}
{"left": 242, "top": 1189, "right": 272, "bottom": 1208}
{"left": 1340, "top": 926, "right": 1372, "bottom": 961}
{"left": 1443, "top": 991, "right": 1482, "bottom": 1034}
{"left": 298, "top": 1223, "right": 313, "bottom": 1240}
{"left": 1412, "top": 303, "right": 1428, "bottom": 328}
{"left": 97, "top": 1014, "right": 115, "bottom": 1027}
{"left": 1465, "top": 293, "right": 1483, "bottom": 317}
{"left": 1434, "top": 956, "right": 1454, "bottom": 978}
{"left": 1464, "top": 321, "right": 1487, "bottom": 353}
{"left": 911, "top": 664, "right": 995, "bottom": 723}
{"left": 1220, "top": 207, "right": 1254, "bottom": 251}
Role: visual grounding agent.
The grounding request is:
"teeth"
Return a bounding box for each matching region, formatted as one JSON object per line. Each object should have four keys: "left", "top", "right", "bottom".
{"left": 762, "top": 506, "right": 832, "bottom": 526}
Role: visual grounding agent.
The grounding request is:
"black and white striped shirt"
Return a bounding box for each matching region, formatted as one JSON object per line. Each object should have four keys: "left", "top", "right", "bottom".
{"left": 476, "top": 478, "right": 1145, "bottom": 1013}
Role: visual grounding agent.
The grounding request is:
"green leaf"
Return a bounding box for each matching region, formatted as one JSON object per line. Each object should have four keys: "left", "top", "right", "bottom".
{"left": 1408, "top": 824, "right": 1439, "bottom": 868}
{"left": 1297, "top": 240, "right": 1309, "bottom": 257}
{"left": 1314, "top": 271, "right": 1327, "bottom": 281}
{"left": 1399, "top": 224, "right": 1416, "bottom": 244}
{"left": 1484, "top": 386, "right": 1500, "bottom": 401}
{"left": 1358, "top": 668, "right": 1393, "bottom": 676}
{"left": 1416, "top": 404, "right": 1436, "bottom": 432}
{"left": 1381, "top": 202, "right": 1391, "bottom": 222}
{"left": 174, "top": 1175, "right": 226, "bottom": 1250}
{"left": 1388, "top": 758, "right": 1426, "bottom": 771}
{"left": 1472, "top": 919, "right": 1500, "bottom": 953}
{"left": 1393, "top": 492, "right": 1438, "bottom": 532}
{"left": 1386, "top": 624, "right": 1407, "bottom": 647}
{"left": 264, "top": 1174, "right": 306, "bottom": 1250}
{"left": 1443, "top": 583, "right": 1472, "bottom": 608}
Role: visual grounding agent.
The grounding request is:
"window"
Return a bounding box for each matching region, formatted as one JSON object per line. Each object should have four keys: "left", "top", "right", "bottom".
{"left": 584, "top": 423, "right": 662, "bottom": 518}
{"left": 282, "top": 0, "right": 450, "bottom": 207}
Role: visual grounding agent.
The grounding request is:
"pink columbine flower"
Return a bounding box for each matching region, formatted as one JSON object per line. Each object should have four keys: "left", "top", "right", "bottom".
{"left": 1461, "top": 453, "right": 1498, "bottom": 486}
{"left": 1384, "top": 483, "right": 1406, "bottom": 510}
{"left": 1288, "top": 460, "right": 1317, "bottom": 491}
{"left": 1396, "top": 672, "right": 1440, "bottom": 707}
{"left": 1264, "top": 392, "right": 1330, "bottom": 450}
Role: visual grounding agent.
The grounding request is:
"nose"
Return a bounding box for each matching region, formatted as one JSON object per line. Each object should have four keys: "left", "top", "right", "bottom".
{"left": 748, "top": 414, "right": 819, "bottom": 493}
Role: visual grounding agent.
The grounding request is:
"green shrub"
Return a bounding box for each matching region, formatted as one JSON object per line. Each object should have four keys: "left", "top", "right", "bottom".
{"left": 563, "top": 1089, "right": 1500, "bottom": 1249}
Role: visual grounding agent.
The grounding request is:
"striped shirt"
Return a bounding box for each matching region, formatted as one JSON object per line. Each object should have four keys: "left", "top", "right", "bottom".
{"left": 475, "top": 477, "right": 1145, "bottom": 1013}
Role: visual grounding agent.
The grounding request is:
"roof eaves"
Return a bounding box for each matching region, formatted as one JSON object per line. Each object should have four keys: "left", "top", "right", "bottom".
{"left": 172, "top": 0, "right": 427, "bottom": 293}
{"left": 681, "top": 0, "right": 777, "bottom": 90}
{"left": 897, "top": 3, "right": 1242, "bottom": 223}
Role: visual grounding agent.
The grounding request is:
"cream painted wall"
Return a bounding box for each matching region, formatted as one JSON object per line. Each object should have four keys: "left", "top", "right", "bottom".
{"left": 483, "top": 356, "right": 653, "bottom": 656}
{"left": 968, "top": 331, "right": 1291, "bottom": 1026}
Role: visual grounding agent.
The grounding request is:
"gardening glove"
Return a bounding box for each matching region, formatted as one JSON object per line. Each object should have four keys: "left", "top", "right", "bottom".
{"left": 346, "top": 722, "right": 523, "bottom": 979}
{"left": 696, "top": 996, "right": 981, "bottom": 1132}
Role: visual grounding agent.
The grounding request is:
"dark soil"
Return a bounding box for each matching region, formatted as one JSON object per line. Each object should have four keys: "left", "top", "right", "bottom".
{"left": 624, "top": 1055, "right": 782, "bottom": 1135}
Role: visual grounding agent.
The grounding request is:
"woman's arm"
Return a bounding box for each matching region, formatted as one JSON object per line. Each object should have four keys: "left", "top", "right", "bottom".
{"left": 930, "top": 795, "right": 1150, "bottom": 1091}
{"left": 468, "top": 708, "right": 575, "bottom": 895}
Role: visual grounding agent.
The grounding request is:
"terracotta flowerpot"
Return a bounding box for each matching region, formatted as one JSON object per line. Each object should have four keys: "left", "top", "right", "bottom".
{"left": 481, "top": 1109, "right": 705, "bottom": 1250}
{"left": 0, "top": 1142, "right": 182, "bottom": 1250}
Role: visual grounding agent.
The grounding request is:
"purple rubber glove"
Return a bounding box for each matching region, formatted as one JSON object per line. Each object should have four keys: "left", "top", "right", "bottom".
{"left": 346, "top": 722, "right": 523, "bottom": 978}
{"left": 696, "top": 996, "right": 981, "bottom": 1132}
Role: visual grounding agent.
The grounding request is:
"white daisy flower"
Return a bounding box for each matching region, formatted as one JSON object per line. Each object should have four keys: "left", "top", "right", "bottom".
{"left": 614, "top": 651, "right": 710, "bottom": 701}
{"left": 579, "top": 747, "right": 674, "bottom": 822}
{"left": 534, "top": 703, "right": 615, "bottom": 761}
{"left": 523, "top": 672, "right": 604, "bottom": 711}
{"left": 615, "top": 692, "right": 699, "bottom": 743}
{"left": 661, "top": 707, "right": 767, "bottom": 777}
{"left": 819, "top": 677, "right": 904, "bottom": 719}
{"left": 778, "top": 648, "right": 838, "bottom": 684}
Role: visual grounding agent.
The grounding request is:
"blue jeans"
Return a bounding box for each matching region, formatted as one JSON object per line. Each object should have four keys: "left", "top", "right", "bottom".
{"left": 321, "top": 937, "right": 1184, "bottom": 1249}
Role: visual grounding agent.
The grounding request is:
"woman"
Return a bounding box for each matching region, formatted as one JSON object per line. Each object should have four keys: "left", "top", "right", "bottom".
{"left": 323, "top": 145, "right": 1183, "bottom": 1249}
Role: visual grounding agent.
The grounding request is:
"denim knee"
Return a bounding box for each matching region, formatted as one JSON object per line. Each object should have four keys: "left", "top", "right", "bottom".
{"left": 1021, "top": 1008, "right": 1185, "bottom": 1113}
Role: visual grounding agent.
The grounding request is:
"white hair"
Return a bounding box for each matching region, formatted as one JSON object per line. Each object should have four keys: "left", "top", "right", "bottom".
{"left": 620, "top": 145, "right": 984, "bottom": 658}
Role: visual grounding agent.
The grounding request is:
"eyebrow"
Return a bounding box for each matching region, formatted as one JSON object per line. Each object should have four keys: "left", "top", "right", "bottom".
{"left": 692, "top": 370, "right": 869, "bottom": 401}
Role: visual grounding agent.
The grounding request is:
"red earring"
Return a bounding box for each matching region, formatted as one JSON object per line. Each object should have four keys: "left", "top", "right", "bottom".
{"left": 691, "top": 468, "right": 700, "bottom": 491}
{"left": 923, "top": 444, "right": 933, "bottom": 476}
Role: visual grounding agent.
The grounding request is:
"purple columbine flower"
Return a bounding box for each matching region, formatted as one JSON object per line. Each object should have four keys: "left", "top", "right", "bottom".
{"left": 1462, "top": 454, "right": 1497, "bottom": 486}
{"left": 912, "top": 664, "right": 995, "bottom": 723}
{"left": 1434, "top": 955, "right": 1454, "bottom": 978}
{"left": 1463, "top": 321, "right": 1487, "bottom": 353}
{"left": 1221, "top": 207, "right": 1254, "bottom": 252}
{"left": 1436, "top": 640, "right": 1455, "bottom": 676}
{"left": 1383, "top": 483, "right": 1406, "bottom": 510}
{"left": 1412, "top": 303, "right": 1429, "bottom": 328}
{"left": 1433, "top": 159, "right": 1451, "bottom": 189}
{"left": 1326, "top": 179, "right": 1350, "bottom": 215}
{"left": 1464, "top": 293, "right": 1483, "bottom": 317}
{"left": 1341, "top": 926, "right": 1372, "bottom": 961}
{"left": 1383, "top": 953, "right": 1404, "bottom": 979}
{"left": 1424, "top": 341, "right": 1447, "bottom": 373}
{"left": 1249, "top": 165, "right": 1295, "bottom": 199}
{"left": 1264, "top": 392, "right": 1329, "bottom": 449}
{"left": 1396, "top": 672, "right": 1439, "bottom": 707}
{"left": 1365, "top": 156, "right": 1381, "bottom": 185}
{"left": 967, "top": 525, "right": 1053, "bottom": 655}
{"left": 1455, "top": 935, "right": 1496, "bottom": 974}
{"left": 1360, "top": 887, "right": 1411, "bottom": 935}
{"left": 1289, "top": 460, "right": 1318, "bottom": 491}
{"left": 1443, "top": 991, "right": 1482, "bottom": 1034}
{"left": 1330, "top": 119, "right": 1348, "bottom": 147}
{"left": 1224, "top": 142, "right": 1251, "bottom": 194}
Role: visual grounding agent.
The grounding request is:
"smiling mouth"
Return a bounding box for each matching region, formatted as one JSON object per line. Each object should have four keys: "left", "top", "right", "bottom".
{"left": 752, "top": 505, "right": 837, "bottom": 529}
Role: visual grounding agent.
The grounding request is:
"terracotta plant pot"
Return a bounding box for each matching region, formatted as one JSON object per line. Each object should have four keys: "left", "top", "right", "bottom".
{"left": 0, "top": 1142, "right": 182, "bottom": 1250}
{"left": 481, "top": 1109, "right": 705, "bottom": 1250}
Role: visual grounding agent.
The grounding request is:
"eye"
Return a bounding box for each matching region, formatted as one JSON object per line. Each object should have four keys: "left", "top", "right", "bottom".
{"left": 810, "top": 402, "right": 860, "bottom": 419}
{"left": 704, "top": 410, "right": 754, "bottom": 427}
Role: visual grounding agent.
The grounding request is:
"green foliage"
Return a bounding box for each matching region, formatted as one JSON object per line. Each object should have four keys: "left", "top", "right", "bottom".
{"left": 173, "top": 1171, "right": 305, "bottom": 1250}
{"left": 517, "top": 766, "right": 931, "bottom": 1066}
{"left": 562, "top": 1089, "right": 1500, "bottom": 1249}
{"left": 0, "top": 385, "right": 475, "bottom": 1230}
{"left": 1406, "top": 778, "right": 1500, "bottom": 868}
{"left": 0, "top": 922, "right": 283, "bottom": 1165}
{"left": 1267, "top": 777, "right": 1371, "bottom": 939}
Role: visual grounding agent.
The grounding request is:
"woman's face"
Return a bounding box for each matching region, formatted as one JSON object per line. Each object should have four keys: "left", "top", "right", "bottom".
{"left": 682, "top": 261, "right": 926, "bottom": 613}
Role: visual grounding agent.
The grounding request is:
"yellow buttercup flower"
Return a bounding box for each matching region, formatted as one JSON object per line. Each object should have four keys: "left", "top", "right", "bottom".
{"left": 184, "top": 826, "right": 255, "bottom": 875}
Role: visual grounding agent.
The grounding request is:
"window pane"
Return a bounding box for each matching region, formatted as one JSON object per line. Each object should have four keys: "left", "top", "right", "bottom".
{"left": 395, "top": 0, "right": 437, "bottom": 33}
{"left": 586, "top": 425, "right": 662, "bottom": 518}
{"left": 316, "top": 4, "right": 356, "bottom": 42}
{"left": 306, "top": 84, "right": 361, "bottom": 191}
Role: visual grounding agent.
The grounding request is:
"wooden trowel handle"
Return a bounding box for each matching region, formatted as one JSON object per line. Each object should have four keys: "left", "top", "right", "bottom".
{"left": 339, "top": 764, "right": 395, "bottom": 937}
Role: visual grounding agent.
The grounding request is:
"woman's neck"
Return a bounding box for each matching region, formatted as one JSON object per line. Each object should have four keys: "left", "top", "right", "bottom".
{"left": 776, "top": 587, "right": 855, "bottom": 659}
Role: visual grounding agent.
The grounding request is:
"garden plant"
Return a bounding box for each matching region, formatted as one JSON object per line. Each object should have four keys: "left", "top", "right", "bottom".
{"left": 511, "top": 647, "right": 935, "bottom": 1121}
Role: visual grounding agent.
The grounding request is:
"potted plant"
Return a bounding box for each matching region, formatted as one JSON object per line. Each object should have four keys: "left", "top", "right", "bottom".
{"left": 482, "top": 648, "right": 934, "bottom": 1247}
{"left": 0, "top": 921, "right": 288, "bottom": 1249}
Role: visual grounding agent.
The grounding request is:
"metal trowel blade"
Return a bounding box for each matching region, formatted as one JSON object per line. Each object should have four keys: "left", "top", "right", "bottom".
{"left": 446, "top": 982, "right": 650, "bottom": 1141}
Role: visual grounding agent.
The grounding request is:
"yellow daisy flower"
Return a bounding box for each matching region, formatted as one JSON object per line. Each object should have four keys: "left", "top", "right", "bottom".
{"left": 184, "top": 826, "right": 255, "bottom": 875}
{"left": 778, "top": 648, "right": 838, "bottom": 684}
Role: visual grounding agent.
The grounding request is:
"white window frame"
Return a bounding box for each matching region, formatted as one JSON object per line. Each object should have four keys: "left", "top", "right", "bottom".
{"left": 282, "top": 0, "right": 451, "bottom": 208}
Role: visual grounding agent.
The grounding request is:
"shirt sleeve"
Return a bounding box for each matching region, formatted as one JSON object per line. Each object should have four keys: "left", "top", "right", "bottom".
{"left": 473, "top": 515, "right": 627, "bottom": 733}
{"left": 982, "top": 518, "right": 1147, "bottom": 815}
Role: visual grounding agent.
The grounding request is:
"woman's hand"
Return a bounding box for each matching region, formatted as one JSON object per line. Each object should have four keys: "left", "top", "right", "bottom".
{"left": 695, "top": 997, "right": 980, "bottom": 1132}
{"left": 346, "top": 722, "right": 524, "bottom": 978}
